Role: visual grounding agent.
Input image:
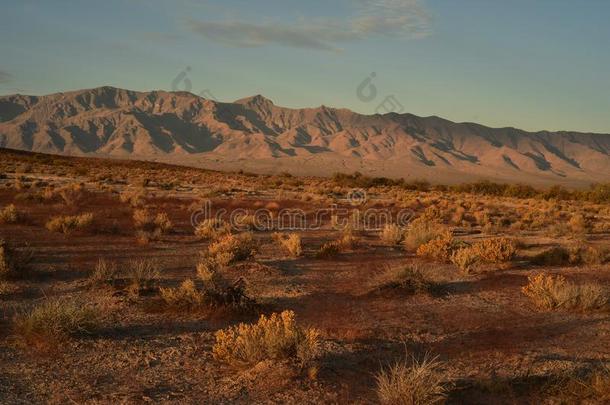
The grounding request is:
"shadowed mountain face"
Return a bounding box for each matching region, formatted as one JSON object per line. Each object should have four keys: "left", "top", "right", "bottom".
{"left": 1, "top": 86, "right": 609, "bottom": 185}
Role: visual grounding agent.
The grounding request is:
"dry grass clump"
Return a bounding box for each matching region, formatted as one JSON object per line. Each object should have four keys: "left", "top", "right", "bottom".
{"left": 194, "top": 218, "right": 231, "bottom": 240}
{"left": 205, "top": 232, "right": 258, "bottom": 267}
{"left": 56, "top": 183, "right": 89, "bottom": 206}
{"left": 0, "top": 280, "right": 11, "bottom": 296}
{"left": 522, "top": 274, "right": 609, "bottom": 311}
{"left": 568, "top": 244, "right": 609, "bottom": 265}
{"left": 132, "top": 209, "right": 172, "bottom": 243}
{"left": 126, "top": 259, "right": 161, "bottom": 296}
{"left": 338, "top": 225, "right": 359, "bottom": 250}
{"left": 12, "top": 298, "right": 99, "bottom": 351}
{"left": 119, "top": 188, "right": 146, "bottom": 207}
{"left": 160, "top": 266, "right": 255, "bottom": 313}
{"left": 213, "top": 310, "right": 320, "bottom": 368}
{"left": 381, "top": 224, "right": 404, "bottom": 245}
{"left": 416, "top": 231, "right": 455, "bottom": 262}
{"left": 0, "top": 204, "right": 22, "bottom": 224}
{"left": 568, "top": 213, "right": 589, "bottom": 234}
{"left": 375, "top": 265, "right": 438, "bottom": 295}
{"left": 45, "top": 213, "right": 94, "bottom": 234}
{"left": 315, "top": 241, "right": 342, "bottom": 258}
{"left": 404, "top": 217, "right": 448, "bottom": 251}
{"left": 375, "top": 353, "right": 446, "bottom": 405}
{"left": 88, "top": 258, "right": 118, "bottom": 287}
{"left": 273, "top": 233, "right": 302, "bottom": 257}
{"left": 133, "top": 209, "right": 172, "bottom": 232}
{"left": 160, "top": 279, "right": 204, "bottom": 310}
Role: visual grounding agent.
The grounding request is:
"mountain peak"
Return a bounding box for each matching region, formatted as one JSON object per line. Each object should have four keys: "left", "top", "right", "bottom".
{"left": 235, "top": 94, "right": 274, "bottom": 107}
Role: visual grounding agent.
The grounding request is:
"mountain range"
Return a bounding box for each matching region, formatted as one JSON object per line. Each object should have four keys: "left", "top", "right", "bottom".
{"left": 1, "top": 86, "right": 609, "bottom": 186}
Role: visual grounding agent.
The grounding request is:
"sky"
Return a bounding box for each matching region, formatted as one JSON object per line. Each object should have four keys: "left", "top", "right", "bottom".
{"left": 1, "top": 0, "right": 609, "bottom": 133}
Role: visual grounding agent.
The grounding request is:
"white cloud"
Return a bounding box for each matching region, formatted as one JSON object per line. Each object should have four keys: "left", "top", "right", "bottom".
{"left": 187, "top": 0, "right": 432, "bottom": 52}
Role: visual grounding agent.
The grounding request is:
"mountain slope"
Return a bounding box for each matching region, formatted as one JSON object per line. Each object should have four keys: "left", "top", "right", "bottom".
{"left": 1, "top": 86, "right": 609, "bottom": 186}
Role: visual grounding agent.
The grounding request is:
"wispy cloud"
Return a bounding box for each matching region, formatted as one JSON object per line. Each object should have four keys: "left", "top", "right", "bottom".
{"left": 187, "top": 0, "right": 432, "bottom": 52}
{"left": 0, "top": 70, "right": 12, "bottom": 84}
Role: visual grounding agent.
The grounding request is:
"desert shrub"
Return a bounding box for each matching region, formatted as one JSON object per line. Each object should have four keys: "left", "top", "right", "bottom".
{"left": 470, "top": 237, "right": 517, "bottom": 263}
{"left": 416, "top": 231, "right": 455, "bottom": 262}
{"left": 338, "top": 225, "right": 359, "bottom": 250}
{"left": 153, "top": 212, "right": 173, "bottom": 233}
{"left": 0, "top": 204, "right": 20, "bottom": 224}
{"left": 132, "top": 209, "right": 172, "bottom": 239}
{"left": 376, "top": 265, "right": 438, "bottom": 294}
{"left": 45, "top": 213, "right": 94, "bottom": 234}
{"left": 567, "top": 244, "right": 609, "bottom": 265}
{"left": 161, "top": 268, "right": 255, "bottom": 312}
{"left": 119, "top": 188, "right": 146, "bottom": 207}
{"left": 568, "top": 213, "right": 589, "bottom": 234}
{"left": 450, "top": 247, "right": 479, "bottom": 273}
{"left": 12, "top": 298, "right": 99, "bottom": 350}
{"left": 160, "top": 279, "right": 205, "bottom": 309}
{"left": 273, "top": 233, "right": 302, "bottom": 257}
{"left": 88, "top": 258, "right": 117, "bottom": 286}
{"left": 381, "top": 224, "right": 404, "bottom": 245}
{"left": 404, "top": 218, "right": 447, "bottom": 251}
{"left": 132, "top": 208, "right": 150, "bottom": 229}
{"left": 57, "top": 183, "right": 89, "bottom": 206}
{"left": 315, "top": 241, "right": 341, "bottom": 258}
{"left": 213, "top": 310, "right": 320, "bottom": 368}
{"left": 376, "top": 354, "right": 446, "bottom": 405}
{"left": 0, "top": 281, "right": 10, "bottom": 295}
{"left": 206, "top": 232, "right": 258, "bottom": 266}
{"left": 0, "top": 239, "right": 32, "bottom": 280}
{"left": 194, "top": 219, "right": 231, "bottom": 240}
{"left": 126, "top": 259, "right": 161, "bottom": 295}
{"left": 522, "top": 274, "right": 609, "bottom": 311}
{"left": 134, "top": 229, "right": 157, "bottom": 245}
{"left": 234, "top": 213, "right": 257, "bottom": 231}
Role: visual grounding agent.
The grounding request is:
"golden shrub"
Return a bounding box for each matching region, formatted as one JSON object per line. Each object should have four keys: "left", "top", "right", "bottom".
{"left": 522, "top": 273, "right": 608, "bottom": 311}
{"left": 381, "top": 224, "right": 404, "bottom": 245}
{"left": 194, "top": 219, "right": 231, "bottom": 240}
{"left": 0, "top": 204, "right": 20, "bottom": 224}
{"left": 450, "top": 247, "right": 479, "bottom": 273}
{"left": 45, "top": 213, "right": 94, "bottom": 234}
{"left": 213, "top": 310, "right": 319, "bottom": 367}
{"left": 416, "top": 231, "right": 455, "bottom": 262}
{"left": 273, "top": 233, "right": 302, "bottom": 257}
{"left": 404, "top": 218, "right": 447, "bottom": 251}
{"left": 469, "top": 237, "right": 517, "bottom": 263}
{"left": 206, "top": 232, "right": 258, "bottom": 266}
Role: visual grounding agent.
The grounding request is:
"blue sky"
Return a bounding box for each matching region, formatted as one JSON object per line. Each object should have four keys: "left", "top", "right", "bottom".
{"left": 1, "top": 0, "right": 609, "bottom": 133}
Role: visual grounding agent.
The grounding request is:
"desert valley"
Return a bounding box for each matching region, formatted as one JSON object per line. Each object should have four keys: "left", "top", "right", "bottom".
{"left": 0, "top": 148, "right": 609, "bottom": 403}
{"left": 2, "top": 1, "right": 610, "bottom": 403}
